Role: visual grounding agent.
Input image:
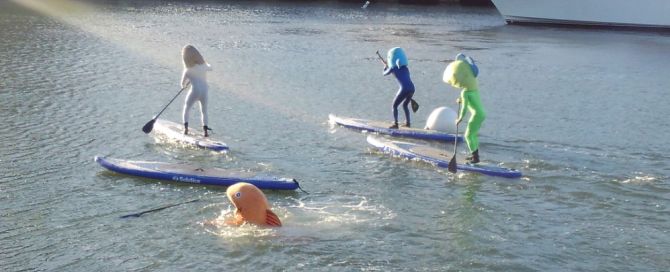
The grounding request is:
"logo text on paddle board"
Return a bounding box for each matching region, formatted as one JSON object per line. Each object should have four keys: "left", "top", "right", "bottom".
{"left": 172, "top": 175, "right": 201, "bottom": 183}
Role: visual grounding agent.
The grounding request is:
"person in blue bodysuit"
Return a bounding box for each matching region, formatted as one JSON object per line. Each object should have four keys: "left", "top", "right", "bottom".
{"left": 382, "top": 47, "right": 415, "bottom": 129}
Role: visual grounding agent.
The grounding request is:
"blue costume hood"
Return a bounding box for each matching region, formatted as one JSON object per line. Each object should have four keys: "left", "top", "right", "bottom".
{"left": 387, "top": 47, "right": 409, "bottom": 69}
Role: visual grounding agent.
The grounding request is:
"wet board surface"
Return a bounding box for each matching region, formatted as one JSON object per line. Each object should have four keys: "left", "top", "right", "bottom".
{"left": 94, "top": 156, "right": 299, "bottom": 190}
{"left": 152, "top": 119, "right": 228, "bottom": 151}
{"left": 367, "top": 136, "right": 522, "bottom": 178}
{"left": 329, "top": 114, "right": 462, "bottom": 142}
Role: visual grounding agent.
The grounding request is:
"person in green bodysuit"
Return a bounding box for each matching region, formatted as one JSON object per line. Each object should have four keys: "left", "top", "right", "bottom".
{"left": 443, "top": 53, "right": 485, "bottom": 163}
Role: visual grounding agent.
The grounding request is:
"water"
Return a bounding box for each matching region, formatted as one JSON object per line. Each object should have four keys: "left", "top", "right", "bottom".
{"left": 1, "top": 1, "right": 669, "bottom": 271}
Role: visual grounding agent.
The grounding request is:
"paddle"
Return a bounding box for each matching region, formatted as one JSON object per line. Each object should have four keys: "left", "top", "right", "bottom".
{"left": 120, "top": 198, "right": 200, "bottom": 219}
{"left": 447, "top": 103, "right": 461, "bottom": 173}
{"left": 375, "top": 50, "right": 386, "bottom": 67}
{"left": 375, "top": 50, "right": 419, "bottom": 113}
{"left": 141, "top": 83, "right": 190, "bottom": 134}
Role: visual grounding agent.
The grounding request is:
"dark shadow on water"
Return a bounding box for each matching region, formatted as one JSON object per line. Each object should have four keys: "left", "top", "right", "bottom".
{"left": 504, "top": 21, "right": 670, "bottom": 35}
{"left": 80, "top": 0, "right": 493, "bottom": 8}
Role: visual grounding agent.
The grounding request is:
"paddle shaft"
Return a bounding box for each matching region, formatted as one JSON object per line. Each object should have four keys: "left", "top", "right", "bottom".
{"left": 448, "top": 103, "right": 461, "bottom": 173}
{"left": 452, "top": 120, "right": 459, "bottom": 161}
{"left": 142, "top": 83, "right": 191, "bottom": 133}
{"left": 375, "top": 50, "right": 387, "bottom": 66}
{"left": 153, "top": 83, "right": 189, "bottom": 121}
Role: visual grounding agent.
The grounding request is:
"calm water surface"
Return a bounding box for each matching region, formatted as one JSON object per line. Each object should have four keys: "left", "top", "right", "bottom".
{"left": 1, "top": 1, "right": 669, "bottom": 271}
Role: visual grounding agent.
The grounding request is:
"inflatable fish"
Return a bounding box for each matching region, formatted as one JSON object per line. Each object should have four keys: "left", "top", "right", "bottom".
{"left": 226, "top": 182, "right": 282, "bottom": 227}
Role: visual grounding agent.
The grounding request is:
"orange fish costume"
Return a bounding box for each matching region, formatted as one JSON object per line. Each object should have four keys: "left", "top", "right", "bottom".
{"left": 226, "top": 182, "right": 282, "bottom": 227}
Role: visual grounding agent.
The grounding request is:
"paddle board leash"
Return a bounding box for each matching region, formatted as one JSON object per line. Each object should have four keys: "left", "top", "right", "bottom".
{"left": 294, "top": 179, "right": 309, "bottom": 194}
{"left": 142, "top": 82, "right": 190, "bottom": 134}
{"left": 119, "top": 181, "right": 307, "bottom": 219}
{"left": 120, "top": 198, "right": 200, "bottom": 219}
{"left": 447, "top": 102, "right": 461, "bottom": 173}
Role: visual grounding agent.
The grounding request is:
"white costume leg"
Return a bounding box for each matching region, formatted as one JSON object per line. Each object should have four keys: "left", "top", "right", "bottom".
{"left": 182, "top": 89, "right": 197, "bottom": 124}
{"left": 199, "top": 90, "right": 208, "bottom": 127}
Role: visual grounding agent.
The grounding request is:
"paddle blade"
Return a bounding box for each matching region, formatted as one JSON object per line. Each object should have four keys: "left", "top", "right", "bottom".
{"left": 447, "top": 155, "right": 457, "bottom": 173}
{"left": 142, "top": 119, "right": 156, "bottom": 134}
{"left": 410, "top": 99, "right": 419, "bottom": 113}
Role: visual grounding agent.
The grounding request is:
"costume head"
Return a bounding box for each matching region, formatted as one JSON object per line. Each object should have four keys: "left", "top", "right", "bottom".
{"left": 226, "top": 182, "right": 282, "bottom": 227}
{"left": 182, "top": 44, "right": 206, "bottom": 68}
{"left": 443, "top": 59, "right": 478, "bottom": 91}
{"left": 455, "top": 53, "right": 478, "bottom": 77}
{"left": 387, "top": 47, "right": 409, "bottom": 69}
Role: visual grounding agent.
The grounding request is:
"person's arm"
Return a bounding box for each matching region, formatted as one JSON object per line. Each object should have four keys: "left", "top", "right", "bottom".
{"left": 383, "top": 66, "right": 393, "bottom": 76}
{"left": 457, "top": 91, "right": 469, "bottom": 124}
{"left": 180, "top": 69, "right": 189, "bottom": 88}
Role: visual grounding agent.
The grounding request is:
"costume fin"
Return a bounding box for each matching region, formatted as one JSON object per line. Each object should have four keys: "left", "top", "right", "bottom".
{"left": 265, "top": 210, "right": 282, "bottom": 227}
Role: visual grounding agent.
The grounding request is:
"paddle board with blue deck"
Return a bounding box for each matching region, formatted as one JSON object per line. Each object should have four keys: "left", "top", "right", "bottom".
{"left": 94, "top": 156, "right": 300, "bottom": 190}
{"left": 366, "top": 136, "right": 522, "bottom": 178}
{"left": 329, "top": 114, "right": 462, "bottom": 142}
{"left": 152, "top": 119, "right": 228, "bottom": 152}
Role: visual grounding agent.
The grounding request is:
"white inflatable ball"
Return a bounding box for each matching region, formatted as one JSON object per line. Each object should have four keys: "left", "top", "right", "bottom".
{"left": 424, "top": 106, "right": 458, "bottom": 133}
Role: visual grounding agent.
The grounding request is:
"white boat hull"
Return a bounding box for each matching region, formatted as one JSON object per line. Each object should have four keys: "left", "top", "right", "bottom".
{"left": 491, "top": 0, "right": 670, "bottom": 28}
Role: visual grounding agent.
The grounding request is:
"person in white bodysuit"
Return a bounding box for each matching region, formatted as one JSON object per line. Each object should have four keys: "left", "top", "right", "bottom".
{"left": 181, "top": 45, "right": 212, "bottom": 137}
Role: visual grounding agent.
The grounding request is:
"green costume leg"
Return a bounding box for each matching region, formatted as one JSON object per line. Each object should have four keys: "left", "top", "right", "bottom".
{"left": 464, "top": 116, "right": 483, "bottom": 153}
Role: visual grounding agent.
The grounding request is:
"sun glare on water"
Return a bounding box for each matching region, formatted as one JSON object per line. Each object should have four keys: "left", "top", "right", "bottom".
{"left": 11, "top": 0, "right": 315, "bottom": 124}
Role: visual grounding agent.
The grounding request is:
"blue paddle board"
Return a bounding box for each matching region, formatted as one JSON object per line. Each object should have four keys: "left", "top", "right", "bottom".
{"left": 94, "top": 156, "right": 300, "bottom": 190}
{"left": 329, "top": 114, "right": 462, "bottom": 142}
{"left": 366, "top": 136, "right": 522, "bottom": 178}
{"left": 152, "top": 119, "right": 228, "bottom": 152}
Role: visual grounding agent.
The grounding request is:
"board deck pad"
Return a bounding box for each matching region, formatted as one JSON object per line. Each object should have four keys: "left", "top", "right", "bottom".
{"left": 152, "top": 119, "right": 228, "bottom": 151}
{"left": 367, "top": 135, "right": 522, "bottom": 178}
{"left": 329, "top": 114, "right": 462, "bottom": 142}
{"left": 95, "top": 156, "right": 299, "bottom": 190}
{"left": 115, "top": 160, "right": 256, "bottom": 178}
